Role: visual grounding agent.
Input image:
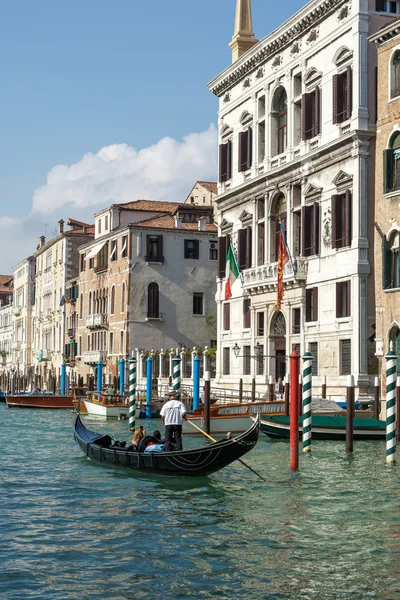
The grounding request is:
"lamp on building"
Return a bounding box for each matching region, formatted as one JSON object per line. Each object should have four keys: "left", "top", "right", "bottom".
{"left": 232, "top": 343, "right": 268, "bottom": 363}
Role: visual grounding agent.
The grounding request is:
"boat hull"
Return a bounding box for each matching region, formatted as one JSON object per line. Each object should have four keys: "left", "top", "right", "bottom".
{"left": 83, "top": 400, "right": 129, "bottom": 419}
{"left": 259, "top": 414, "right": 386, "bottom": 440}
{"left": 74, "top": 414, "right": 260, "bottom": 477}
{"left": 5, "top": 395, "right": 74, "bottom": 409}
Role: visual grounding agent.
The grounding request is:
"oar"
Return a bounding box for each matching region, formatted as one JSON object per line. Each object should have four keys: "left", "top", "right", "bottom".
{"left": 186, "top": 418, "right": 268, "bottom": 483}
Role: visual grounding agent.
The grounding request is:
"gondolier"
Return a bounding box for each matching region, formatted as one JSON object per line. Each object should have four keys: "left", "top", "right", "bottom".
{"left": 160, "top": 390, "right": 187, "bottom": 451}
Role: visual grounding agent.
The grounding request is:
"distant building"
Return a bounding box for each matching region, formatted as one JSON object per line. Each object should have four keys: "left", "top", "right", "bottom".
{"left": 185, "top": 181, "right": 217, "bottom": 206}
{"left": 371, "top": 17, "right": 400, "bottom": 384}
{"left": 0, "top": 276, "right": 13, "bottom": 372}
{"left": 12, "top": 257, "right": 35, "bottom": 374}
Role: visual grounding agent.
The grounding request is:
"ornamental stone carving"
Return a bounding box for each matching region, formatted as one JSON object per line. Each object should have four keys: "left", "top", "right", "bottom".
{"left": 242, "top": 77, "right": 251, "bottom": 89}
{"left": 337, "top": 3, "right": 350, "bottom": 21}
{"left": 306, "top": 28, "right": 319, "bottom": 44}
{"left": 255, "top": 67, "right": 264, "bottom": 79}
{"left": 290, "top": 41, "right": 301, "bottom": 56}
{"left": 323, "top": 208, "right": 332, "bottom": 247}
{"left": 272, "top": 55, "right": 282, "bottom": 69}
{"left": 223, "top": 93, "right": 231, "bottom": 103}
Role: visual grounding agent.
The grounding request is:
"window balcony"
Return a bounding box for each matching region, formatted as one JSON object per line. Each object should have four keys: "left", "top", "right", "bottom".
{"left": 145, "top": 255, "right": 164, "bottom": 264}
{"left": 94, "top": 263, "right": 108, "bottom": 274}
{"left": 242, "top": 257, "right": 308, "bottom": 292}
{"left": 83, "top": 350, "right": 106, "bottom": 364}
{"left": 86, "top": 314, "right": 108, "bottom": 329}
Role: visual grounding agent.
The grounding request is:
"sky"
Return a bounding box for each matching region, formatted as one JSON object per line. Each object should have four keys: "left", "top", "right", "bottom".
{"left": 0, "top": 0, "right": 306, "bottom": 273}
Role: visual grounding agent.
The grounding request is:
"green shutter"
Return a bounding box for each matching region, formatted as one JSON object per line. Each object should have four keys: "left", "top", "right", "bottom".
{"left": 382, "top": 236, "right": 392, "bottom": 289}
{"left": 383, "top": 150, "right": 394, "bottom": 194}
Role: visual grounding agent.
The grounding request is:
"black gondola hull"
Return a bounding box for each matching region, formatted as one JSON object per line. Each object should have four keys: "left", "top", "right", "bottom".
{"left": 74, "top": 414, "right": 259, "bottom": 477}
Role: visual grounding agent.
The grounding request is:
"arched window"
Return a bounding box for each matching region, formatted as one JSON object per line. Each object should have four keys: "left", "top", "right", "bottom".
{"left": 121, "top": 282, "right": 126, "bottom": 313}
{"left": 88, "top": 291, "right": 92, "bottom": 315}
{"left": 384, "top": 132, "right": 400, "bottom": 193}
{"left": 147, "top": 283, "right": 159, "bottom": 319}
{"left": 271, "top": 87, "right": 287, "bottom": 156}
{"left": 110, "top": 286, "right": 116, "bottom": 315}
{"left": 270, "top": 194, "right": 287, "bottom": 262}
{"left": 383, "top": 230, "right": 400, "bottom": 290}
{"left": 391, "top": 50, "right": 400, "bottom": 99}
{"left": 389, "top": 325, "right": 400, "bottom": 373}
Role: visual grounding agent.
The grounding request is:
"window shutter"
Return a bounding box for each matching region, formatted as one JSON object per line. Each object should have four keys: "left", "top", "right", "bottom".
{"left": 194, "top": 239, "right": 200, "bottom": 259}
{"left": 246, "top": 226, "right": 252, "bottom": 269}
{"left": 376, "top": 0, "right": 385, "bottom": 10}
{"left": 301, "top": 205, "right": 312, "bottom": 255}
{"left": 219, "top": 144, "right": 227, "bottom": 183}
{"left": 238, "top": 131, "right": 247, "bottom": 172}
{"left": 313, "top": 87, "right": 320, "bottom": 136}
{"left": 346, "top": 281, "right": 351, "bottom": 317}
{"left": 158, "top": 235, "right": 163, "bottom": 259}
{"left": 247, "top": 127, "right": 253, "bottom": 170}
{"left": 312, "top": 203, "right": 320, "bottom": 255}
{"left": 346, "top": 66, "right": 352, "bottom": 120}
{"left": 238, "top": 228, "right": 247, "bottom": 269}
{"left": 227, "top": 140, "right": 232, "bottom": 180}
{"left": 382, "top": 236, "right": 392, "bottom": 289}
{"left": 344, "top": 191, "right": 352, "bottom": 247}
{"left": 383, "top": 149, "right": 394, "bottom": 194}
{"left": 332, "top": 75, "right": 338, "bottom": 125}
{"left": 218, "top": 236, "right": 227, "bottom": 277}
{"left": 306, "top": 288, "right": 312, "bottom": 322}
{"left": 313, "top": 288, "right": 318, "bottom": 322}
{"left": 301, "top": 95, "right": 307, "bottom": 140}
{"left": 331, "top": 195, "right": 340, "bottom": 249}
{"left": 336, "top": 283, "right": 342, "bottom": 318}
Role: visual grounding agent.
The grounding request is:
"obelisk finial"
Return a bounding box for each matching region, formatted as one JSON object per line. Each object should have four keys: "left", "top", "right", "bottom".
{"left": 229, "top": 0, "right": 258, "bottom": 63}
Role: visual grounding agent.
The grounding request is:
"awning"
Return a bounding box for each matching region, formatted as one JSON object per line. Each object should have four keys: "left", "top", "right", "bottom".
{"left": 84, "top": 241, "right": 106, "bottom": 260}
{"left": 120, "top": 237, "right": 127, "bottom": 255}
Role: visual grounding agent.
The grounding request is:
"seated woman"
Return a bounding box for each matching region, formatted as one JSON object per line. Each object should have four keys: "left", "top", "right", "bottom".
{"left": 131, "top": 428, "right": 145, "bottom": 451}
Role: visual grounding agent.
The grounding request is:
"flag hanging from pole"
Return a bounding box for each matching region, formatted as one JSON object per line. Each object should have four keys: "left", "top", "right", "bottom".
{"left": 276, "top": 224, "right": 289, "bottom": 311}
{"left": 225, "top": 240, "right": 240, "bottom": 300}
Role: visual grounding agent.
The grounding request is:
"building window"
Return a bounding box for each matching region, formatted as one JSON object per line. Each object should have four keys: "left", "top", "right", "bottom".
{"left": 309, "top": 342, "right": 318, "bottom": 376}
{"left": 243, "top": 346, "right": 251, "bottom": 375}
{"left": 105, "top": 215, "right": 108, "bottom": 230}
{"left": 89, "top": 258, "right": 94, "bottom": 270}
{"left": 376, "top": 1, "right": 399, "bottom": 14}
{"left": 121, "top": 235, "right": 128, "bottom": 258}
{"left": 383, "top": 132, "right": 400, "bottom": 193}
{"left": 88, "top": 291, "right": 92, "bottom": 315}
{"left": 121, "top": 282, "right": 126, "bottom": 314}
{"left": 223, "top": 347, "right": 230, "bottom": 375}
{"left": 305, "top": 288, "right": 318, "bottom": 322}
{"left": 98, "top": 219, "right": 101, "bottom": 234}
{"left": 293, "top": 308, "right": 301, "bottom": 334}
{"left": 110, "top": 286, "right": 115, "bottom": 315}
{"left": 146, "top": 235, "right": 163, "bottom": 263}
{"left": 383, "top": 231, "right": 400, "bottom": 289}
{"left": 331, "top": 191, "right": 352, "bottom": 249}
{"left": 238, "top": 227, "right": 252, "bottom": 269}
{"left": 110, "top": 240, "right": 117, "bottom": 262}
{"left": 223, "top": 303, "right": 230, "bottom": 331}
{"left": 336, "top": 281, "right": 351, "bottom": 318}
{"left": 120, "top": 331, "right": 124, "bottom": 354}
{"left": 391, "top": 50, "right": 400, "bottom": 99}
{"left": 184, "top": 239, "right": 199, "bottom": 259}
{"left": 243, "top": 298, "right": 251, "bottom": 329}
{"left": 109, "top": 332, "right": 114, "bottom": 354}
{"left": 209, "top": 242, "right": 218, "bottom": 261}
{"left": 147, "top": 282, "right": 159, "bottom": 319}
{"left": 272, "top": 194, "right": 287, "bottom": 262}
{"left": 333, "top": 66, "right": 352, "bottom": 124}
{"left": 275, "top": 88, "right": 287, "bottom": 155}
{"left": 218, "top": 236, "right": 229, "bottom": 278}
{"left": 256, "top": 345, "right": 264, "bottom": 376}
{"left": 80, "top": 254, "right": 85, "bottom": 272}
{"left": 257, "top": 312, "right": 265, "bottom": 336}
{"left": 238, "top": 127, "right": 253, "bottom": 172}
{"left": 340, "top": 339, "right": 351, "bottom": 375}
{"left": 301, "top": 203, "right": 320, "bottom": 256}
{"left": 219, "top": 139, "right": 232, "bottom": 183}
{"left": 301, "top": 87, "right": 320, "bottom": 140}
{"left": 193, "top": 293, "right": 204, "bottom": 315}
{"left": 79, "top": 293, "right": 83, "bottom": 319}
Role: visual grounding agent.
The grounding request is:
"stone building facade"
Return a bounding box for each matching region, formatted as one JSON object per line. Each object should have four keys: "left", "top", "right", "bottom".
{"left": 12, "top": 257, "right": 35, "bottom": 374}
{"left": 207, "top": 0, "right": 392, "bottom": 399}
{"left": 371, "top": 17, "right": 400, "bottom": 385}
{"left": 0, "top": 278, "right": 13, "bottom": 373}
{"left": 185, "top": 181, "right": 218, "bottom": 206}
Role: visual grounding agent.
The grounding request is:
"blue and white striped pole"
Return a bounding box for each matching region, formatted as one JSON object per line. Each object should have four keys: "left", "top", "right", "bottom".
{"left": 193, "top": 355, "right": 201, "bottom": 410}
{"left": 385, "top": 344, "right": 397, "bottom": 464}
{"left": 173, "top": 354, "right": 181, "bottom": 402}
{"left": 119, "top": 357, "right": 125, "bottom": 397}
{"left": 97, "top": 360, "right": 103, "bottom": 393}
{"left": 129, "top": 356, "right": 136, "bottom": 431}
{"left": 302, "top": 351, "right": 313, "bottom": 453}
{"left": 146, "top": 356, "right": 153, "bottom": 419}
{"left": 61, "top": 362, "right": 67, "bottom": 396}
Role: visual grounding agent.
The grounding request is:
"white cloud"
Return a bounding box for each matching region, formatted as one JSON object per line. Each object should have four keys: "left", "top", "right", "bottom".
{"left": 0, "top": 216, "right": 19, "bottom": 228}
{"left": 32, "top": 125, "right": 218, "bottom": 214}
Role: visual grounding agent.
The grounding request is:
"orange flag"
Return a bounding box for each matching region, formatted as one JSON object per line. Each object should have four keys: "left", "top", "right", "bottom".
{"left": 276, "top": 225, "right": 289, "bottom": 311}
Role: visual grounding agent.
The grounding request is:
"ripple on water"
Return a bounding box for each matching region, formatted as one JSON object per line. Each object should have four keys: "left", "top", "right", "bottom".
{"left": 0, "top": 405, "right": 400, "bottom": 599}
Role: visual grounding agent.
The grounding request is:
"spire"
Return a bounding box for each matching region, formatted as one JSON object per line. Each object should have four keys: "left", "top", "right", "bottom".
{"left": 229, "top": 0, "right": 258, "bottom": 63}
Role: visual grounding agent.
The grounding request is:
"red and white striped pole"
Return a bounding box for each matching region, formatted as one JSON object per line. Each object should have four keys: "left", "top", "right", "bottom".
{"left": 290, "top": 351, "right": 300, "bottom": 471}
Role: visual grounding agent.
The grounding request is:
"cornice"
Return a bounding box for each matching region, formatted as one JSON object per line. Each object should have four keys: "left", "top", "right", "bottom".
{"left": 208, "top": 0, "right": 347, "bottom": 97}
{"left": 370, "top": 20, "right": 400, "bottom": 45}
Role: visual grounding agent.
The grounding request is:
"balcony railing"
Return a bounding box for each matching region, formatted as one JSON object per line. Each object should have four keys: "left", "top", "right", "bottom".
{"left": 242, "top": 257, "right": 307, "bottom": 291}
{"left": 145, "top": 255, "right": 164, "bottom": 264}
{"left": 82, "top": 350, "right": 106, "bottom": 364}
{"left": 86, "top": 314, "right": 108, "bottom": 329}
{"left": 94, "top": 263, "right": 108, "bottom": 274}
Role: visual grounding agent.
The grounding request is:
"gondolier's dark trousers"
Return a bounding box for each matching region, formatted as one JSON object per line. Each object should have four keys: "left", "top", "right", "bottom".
{"left": 165, "top": 425, "right": 183, "bottom": 452}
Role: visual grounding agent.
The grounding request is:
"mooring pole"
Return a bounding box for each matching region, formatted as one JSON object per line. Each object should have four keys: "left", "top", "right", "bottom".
{"left": 61, "top": 362, "right": 66, "bottom": 396}
{"left": 374, "top": 376, "right": 380, "bottom": 421}
{"left": 204, "top": 370, "right": 211, "bottom": 435}
{"left": 284, "top": 373, "right": 290, "bottom": 417}
{"left": 239, "top": 378, "right": 243, "bottom": 403}
{"left": 193, "top": 355, "right": 201, "bottom": 411}
{"left": 129, "top": 356, "right": 136, "bottom": 432}
{"left": 321, "top": 375, "right": 327, "bottom": 399}
{"left": 97, "top": 361, "right": 103, "bottom": 393}
{"left": 268, "top": 375, "right": 274, "bottom": 402}
{"left": 346, "top": 375, "right": 355, "bottom": 453}
{"left": 119, "top": 357, "right": 125, "bottom": 397}
{"left": 302, "top": 351, "right": 313, "bottom": 453}
{"left": 298, "top": 374, "right": 303, "bottom": 415}
{"left": 290, "top": 351, "right": 300, "bottom": 471}
{"left": 251, "top": 377, "right": 256, "bottom": 402}
{"left": 146, "top": 356, "right": 153, "bottom": 419}
{"left": 397, "top": 376, "right": 400, "bottom": 440}
{"left": 173, "top": 353, "right": 181, "bottom": 402}
{"left": 385, "top": 345, "right": 397, "bottom": 464}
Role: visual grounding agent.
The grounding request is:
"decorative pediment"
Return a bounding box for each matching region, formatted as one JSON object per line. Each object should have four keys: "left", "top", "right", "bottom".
{"left": 305, "top": 68, "right": 322, "bottom": 89}
{"left": 333, "top": 46, "right": 353, "bottom": 66}
{"left": 304, "top": 182, "right": 323, "bottom": 201}
{"left": 240, "top": 111, "right": 253, "bottom": 126}
{"left": 238, "top": 210, "right": 253, "bottom": 224}
{"left": 220, "top": 218, "right": 233, "bottom": 231}
{"left": 332, "top": 170, "right": 353, "bottom": 189}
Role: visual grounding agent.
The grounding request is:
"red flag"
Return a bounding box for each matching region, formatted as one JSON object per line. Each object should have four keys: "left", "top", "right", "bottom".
{"left": 276, "top": 227, "right": 289, "bottom": 311}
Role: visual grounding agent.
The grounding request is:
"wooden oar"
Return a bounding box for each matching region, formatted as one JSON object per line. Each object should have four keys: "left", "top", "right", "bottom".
{"left": 186, "top": 418, "right": 268, "bottom": 483}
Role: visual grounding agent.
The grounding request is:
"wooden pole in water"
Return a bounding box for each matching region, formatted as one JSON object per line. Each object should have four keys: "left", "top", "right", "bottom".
{"left": 346, "top": 375, "right": 354, "bottom": 453}
{"left": 290, "top": 351, "right": 300, "bottom": 471}
{"left": 321, "top": 375, "right": 327, "bottom": 399}
{"left": 284, "top": 373, "right": 290, "bottom": 417}
{"left": 251, "top": 377, "right": 256, "bottom": 402}
{"left": 374, "top": 376, "right": 380, "bottom": 421}
{"left": 239, "top": 378, "right": 243, "bottom": 403}
{"left": 204, "top": 370, "right": 211, "bottom": 435}
{"left": 268, "top": 375, "right": 274, "bottom": 402}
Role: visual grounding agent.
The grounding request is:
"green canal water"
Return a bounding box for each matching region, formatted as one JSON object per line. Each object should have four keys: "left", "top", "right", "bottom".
{"left": 1, "top": 404, "right": 399, "bottom": 600}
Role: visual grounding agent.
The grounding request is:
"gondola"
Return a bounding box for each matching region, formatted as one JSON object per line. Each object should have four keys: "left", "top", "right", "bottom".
{"left": 74, "top": 414, "right": 260, "bottom": 477}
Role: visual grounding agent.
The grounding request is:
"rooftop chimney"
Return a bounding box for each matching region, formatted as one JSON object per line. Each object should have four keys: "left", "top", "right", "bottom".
{"left": 40, "top": 235, "right": 46, "bottom": 248}
{"left": 58, "top": 219, "right": 64, "bottom": 234}
{"left": 198, "top": 217, "right": 207, "bottom": 232}
{"left": 175, "top": 217, "right": 182, "bottom": 229}
{"left": 83, "top": 225, "right": 88, "bottom": 234}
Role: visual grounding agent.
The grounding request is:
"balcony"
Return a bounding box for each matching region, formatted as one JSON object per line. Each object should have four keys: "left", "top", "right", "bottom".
{"left": 83, "top": 350, "right": 106, "bottom": 364}
{"left": 13, "top": 306, "right": 21, "bottom": 316}
{"left": 242, "top": 257, "right": 308, "bottom": 292}
{"left": 145, "top": 255, "right": 164, "bottom": 264}
{"left": 94, "top": 263, "right": 108, "bottom": 274}
{"left": 86, "top": 314, "right": 108, "bottom": 329}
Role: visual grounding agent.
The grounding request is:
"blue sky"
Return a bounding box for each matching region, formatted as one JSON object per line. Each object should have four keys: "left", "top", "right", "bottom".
{"left": 0, "top": 0, "right": 306, "bottom": 271}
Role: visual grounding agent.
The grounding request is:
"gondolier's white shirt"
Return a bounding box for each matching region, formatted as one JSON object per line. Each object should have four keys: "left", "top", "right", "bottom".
{"left": 160, "top": 400, "right": 187, "bottom": 426}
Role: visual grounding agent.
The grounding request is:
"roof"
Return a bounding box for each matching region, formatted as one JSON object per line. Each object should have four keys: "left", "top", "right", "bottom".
{"left": 65, "top": 225, "right": 95, "bottom": 236}
{"left": 0, "top": 275, "right": 13, "bottom": 286}
{"left": 0, "top": 285, "right": 13, "bottom": 293}
{"left": 67, "top": 218, "right": 92, "bottom": 229}
{"left": 113, "top": 199, "right": 179, "bottom": 213}
{"left": 129, "top": 214, "right": 217, "bottom": 233}
{"left": 197, "top": 181, "right": 217, "bottom": 194}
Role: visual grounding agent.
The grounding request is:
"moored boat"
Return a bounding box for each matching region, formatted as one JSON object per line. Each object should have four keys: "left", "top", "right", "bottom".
{"left": 257, "top": 414, "right": 386, "bottom": 440}
{"left": 74, "top": 413, "right": 260, "bottom": 477}
{"left": 83, "top": 392, "right": 129, "bottom": 419}
{"left": 6, "top": 393, "right": 74, "bottom": 409}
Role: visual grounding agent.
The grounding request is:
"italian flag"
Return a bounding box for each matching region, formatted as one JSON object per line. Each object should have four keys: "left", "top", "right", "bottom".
{"left": 225, "top": 242, "right": 240, "bottom": 300}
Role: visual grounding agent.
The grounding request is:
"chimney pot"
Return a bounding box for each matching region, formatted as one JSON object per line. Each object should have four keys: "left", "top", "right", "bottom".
{"left": 175, "top": 217, "right": 182, "bottom": 229}
{"left": 40, "top": 235, "right": 46, "bottom": 247}
{"left": 83, "top": 225, "right": 88, "bottom": 234}
{"left": 198, "top": 217, "right": 207, "bottom": 232}
{"left": 58, "top": 219, "right": 65, "bottom": 234}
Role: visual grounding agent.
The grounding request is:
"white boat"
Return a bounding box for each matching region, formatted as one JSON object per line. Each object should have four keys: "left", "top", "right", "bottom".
{"left": 183, "top": 401, "right": 286, "bottom": 434}
{"left": 83, "top": 392, "right": 129, "bottom": 420}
